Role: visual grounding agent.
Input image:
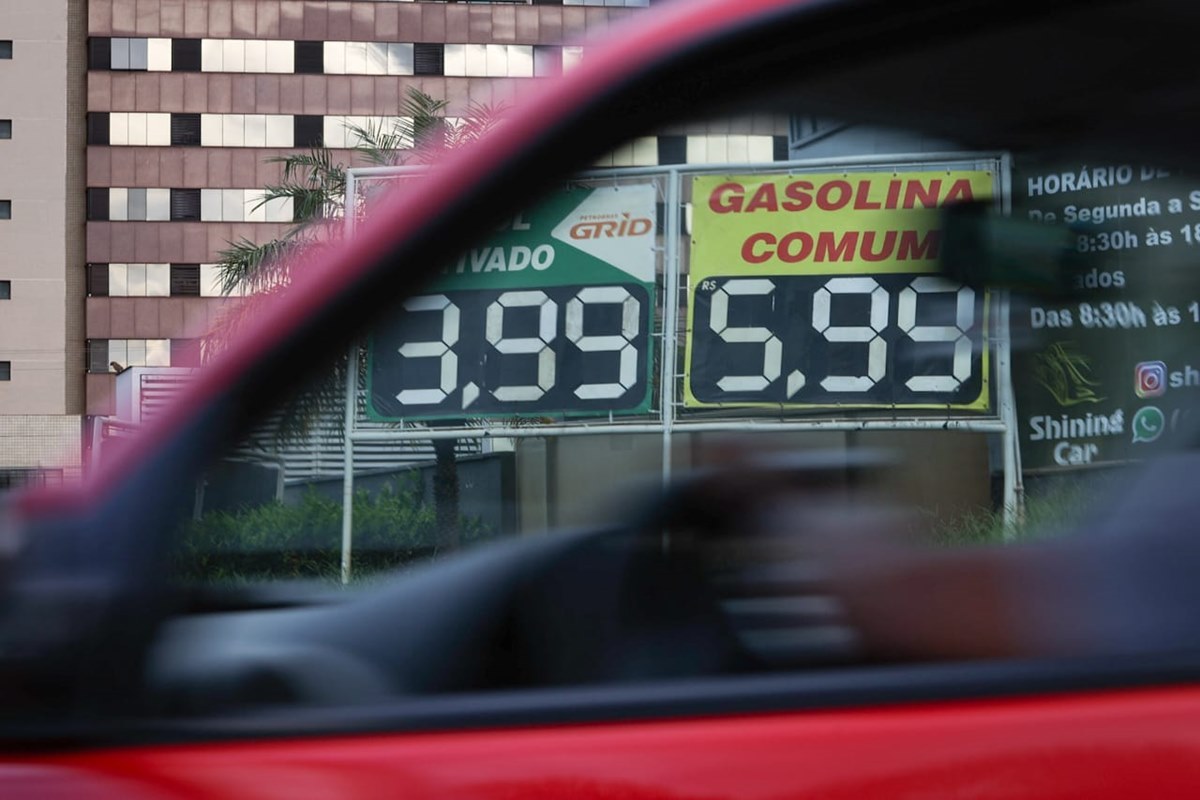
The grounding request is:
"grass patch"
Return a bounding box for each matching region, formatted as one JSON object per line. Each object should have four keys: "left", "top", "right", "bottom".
{"left": 925, "top": 474, "right": 1110, "bottom": 547}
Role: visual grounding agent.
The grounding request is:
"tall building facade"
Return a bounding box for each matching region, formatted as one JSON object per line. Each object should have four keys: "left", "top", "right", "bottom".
{"left": 0, "top": 0, "right": 86, "bottom": 487}
{"left": 82, "top": 0, "right": 789, "bottom": 426}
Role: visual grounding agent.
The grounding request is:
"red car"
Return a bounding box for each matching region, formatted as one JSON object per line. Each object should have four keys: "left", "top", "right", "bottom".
{"left": 6, "top": 0, "right": 1200, "bottom": 797}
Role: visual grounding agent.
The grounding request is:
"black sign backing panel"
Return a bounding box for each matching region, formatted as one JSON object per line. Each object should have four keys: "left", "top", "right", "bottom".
{"left": 369, "top": 283, "right": 653, "bottom": 419}
{"left": 688, "top": 274, "right": 986, "bottom": 408}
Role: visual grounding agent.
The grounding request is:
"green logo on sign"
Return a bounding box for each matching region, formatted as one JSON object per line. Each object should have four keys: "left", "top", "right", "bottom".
{"left": 1034, "top": 342, "right": 1105, "bottom": 407}
{"left": 1132, "top": 406, "right": 1165, "bottom": 443}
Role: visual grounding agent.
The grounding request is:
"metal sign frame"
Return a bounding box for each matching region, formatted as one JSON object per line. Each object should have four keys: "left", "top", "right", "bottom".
{"left": 337, "top": 154, "right": 1024, "bottom": 582}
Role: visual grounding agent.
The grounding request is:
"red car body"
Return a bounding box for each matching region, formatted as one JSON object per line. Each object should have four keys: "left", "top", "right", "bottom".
{"left": 16, "top": 687, "right": 1200, "bottom": 799}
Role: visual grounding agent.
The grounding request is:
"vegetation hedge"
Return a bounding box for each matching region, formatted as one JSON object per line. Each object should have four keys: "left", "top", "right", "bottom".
{"left": 175, "top": 480, "right": 491, "bottom": 583}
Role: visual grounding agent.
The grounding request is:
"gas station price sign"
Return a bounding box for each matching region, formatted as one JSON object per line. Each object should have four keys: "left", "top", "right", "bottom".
{"left": 684, "top": 171, "right": 995, "bottom": 411}
{"left": 368, "top": 184, "right": 658, "bottom": 420}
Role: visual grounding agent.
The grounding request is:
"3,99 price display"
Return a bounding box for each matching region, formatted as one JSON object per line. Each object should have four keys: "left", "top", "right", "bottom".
{"left": 368, "top": 284, "right": 652, "bottom": 418}
{"left": 367, "top": 183, "right": 659, "bottom": 420}
{"left": 688, "top": 274, "right": 985, "bottom": 407}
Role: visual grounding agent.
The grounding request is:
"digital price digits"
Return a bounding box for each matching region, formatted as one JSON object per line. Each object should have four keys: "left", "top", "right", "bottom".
{"left": 688, "top": 274, "right": 985, "bottom": 406}
{"left": 369, "top": 283, "right": 652, "bottom": 419}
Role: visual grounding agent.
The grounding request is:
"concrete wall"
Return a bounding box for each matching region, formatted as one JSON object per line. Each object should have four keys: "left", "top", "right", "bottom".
{"left": 516, "top": 429, "right": 992, "bottom": 534}
{"left": 0, "top": 0, "right": 74, "bottom": 415}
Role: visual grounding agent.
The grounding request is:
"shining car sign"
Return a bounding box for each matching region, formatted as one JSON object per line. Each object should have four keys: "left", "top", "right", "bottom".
{"left": 685, "top": 170, "right": 994, "bottom": 411}
{"left": 368, "top": 184, "right": 657, "bottom": 420}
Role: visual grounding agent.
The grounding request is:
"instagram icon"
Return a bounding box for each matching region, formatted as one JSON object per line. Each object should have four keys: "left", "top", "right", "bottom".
{"left": 1135, "top": 361, "right": 1167, "bottom": 398}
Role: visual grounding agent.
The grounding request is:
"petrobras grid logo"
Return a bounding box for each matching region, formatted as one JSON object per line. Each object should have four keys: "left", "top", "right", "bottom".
{"left": 1134, "top": 360, "right": 1167, "bottom": 398}
{"left": 551, "top": 184, "right": 657, "bottom": 283}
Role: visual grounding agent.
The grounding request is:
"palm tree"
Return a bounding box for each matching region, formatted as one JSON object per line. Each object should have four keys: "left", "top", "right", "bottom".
{"left": 212, "top": 88, "right": 507, "bottom": 551}
{"left": 215, "top": 88, "right": 505, "bottom": 295}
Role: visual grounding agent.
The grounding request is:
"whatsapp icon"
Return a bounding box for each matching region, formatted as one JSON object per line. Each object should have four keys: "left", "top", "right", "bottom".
{"left": 1132, "top": 406, "right": 1165, "bottom": 444}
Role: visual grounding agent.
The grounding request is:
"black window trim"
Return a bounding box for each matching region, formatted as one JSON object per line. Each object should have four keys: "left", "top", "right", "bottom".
{"left": 5, "top": 651, "right": 1200, "bottom": 749}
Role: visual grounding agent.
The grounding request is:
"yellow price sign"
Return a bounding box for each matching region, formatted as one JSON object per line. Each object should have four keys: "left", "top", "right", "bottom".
{"left": 684, "top": 169, "right": 994, "bottom": 411}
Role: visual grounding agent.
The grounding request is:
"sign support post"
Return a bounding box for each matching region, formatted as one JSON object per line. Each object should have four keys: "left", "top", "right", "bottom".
{"left": 660, "top": 168, "right": 681, "bottom": 488}
{"left": 340, "top": 170, "right": 358, "bottom": 584}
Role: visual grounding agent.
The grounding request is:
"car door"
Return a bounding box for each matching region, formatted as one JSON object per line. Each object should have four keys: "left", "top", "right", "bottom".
{"left": 7, "top": 0, "right": 1200, "bottom": 797}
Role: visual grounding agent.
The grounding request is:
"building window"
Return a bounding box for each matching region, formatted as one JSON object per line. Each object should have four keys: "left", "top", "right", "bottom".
{"left": 87, "top": 340, "right": 109, "bottom": 373}
{"left": 294, "top": 40, "right": 324, "bottom": 74}
{"left": 200, "top": 189, "right": 292, "bottom": 223}
{"left": 147, "top": 38, "right": 171, "bottom": 71}
{"left": 685, "top": 134, "right": 777, "bottom": 165}
{"left": 169, "top": 188, "right": 201, "bottom": 221}
{"left": 0, "top": 201, "right": 10, "bottom": 220}
{"left": 105, "top": 188, "right": 171, "bottom": 222}
{"left": 171, "top": 38, "right": 201, "bottom": 72}
{"left": 321, "top": 41, "right": 409, "bottom": 76}
{"left": 171, "top": 338, "right": 202, "bottom": 368}
{"left": 170, "top": 264, "right": 200, "bottom": 296}
{"left": 87, "top": 37, "right": 111, "bottom": 70}
{"left": 533, "top": 45, "right": 562, "bottom": 77}
{"left": 657, "top": 136, "right": 687, "bottom": 165}
{"left": 201, "top": 264, "right": 241, "bottom": 297}
{"left": 294, "top": 115, "right": 323, "bottom": 148}
{"left": 92, "top": 264, "right": 202, "bottom": 296}
{"left": 0, "top": 469, "right": 62, "bottom": 492}
{"left": 86, "top": 112, "right": 109, "bottom": 145}
{"left": 170, "top": 113, "right": 201, "bottom": 146}
{"left": 107, "top": 263, "right": 170, "bottom": 297}
{"left": 87, "top": 264, "right": 109, "bottom": 296}
{"left": 88, "top": 339, "right": 171, "bottom": 373}
{"left": 0, "top": 362, "right": 11, "bottom": 381}
{"left": 106, "top": 112, "right": 171, "bottom": 146}
{"left": 444, "top": 44, "right": 534, "bottom": 78}
{"left": 0, "top": 281, "right": 10, "bottom": 299}
{"left": 86, "top": 189, "right": 109, "bottom": 221}
{"left": 111, "top": 37, "right": 149, "bottom": 71}
{"left": 199, "top": 113, "right": 294, "bottom": 147}
{"left": 413, "top": 43, "right": 444, "bottom": 76}
{"left": 0, "top": 41, "right": 12, "bottom": 60}
{"left": 0, "top": 120, "right": 10, "bottom": 139}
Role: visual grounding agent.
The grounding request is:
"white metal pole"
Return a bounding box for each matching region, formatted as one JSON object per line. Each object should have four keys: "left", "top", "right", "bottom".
{"left": 996, "top": 153, "right": 1025, "bottom": 538}
{"left": 339, "top": 172, "right": 359, "bottom": 584}
{"left": 660, "top": 170, "right": 681, "bottom": 487}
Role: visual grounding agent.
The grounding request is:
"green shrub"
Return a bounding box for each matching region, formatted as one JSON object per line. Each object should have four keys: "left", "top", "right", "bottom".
{"left": 175, "top": 479, "right": 492, "bottom": 583}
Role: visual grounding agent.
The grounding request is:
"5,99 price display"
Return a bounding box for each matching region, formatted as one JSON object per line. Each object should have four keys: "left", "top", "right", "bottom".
{"left": 368, "top": 184, "right": 659, "bottom": 421}
{"left": 688, "top": 274, "right": 985, "bottom": 406}
{"left": 684, "top": 169, "right": 996, "bottom": 412}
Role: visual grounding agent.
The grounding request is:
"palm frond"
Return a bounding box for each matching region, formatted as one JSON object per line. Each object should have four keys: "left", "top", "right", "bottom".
{"left": 214, "top": 235, "right": 299, "bottom": 295}
{"left": 344, "top": 119, "right": 410, "bottom": 166}
{"left": 446, "top": 100, "right": 509, "bottom": 149}
{"left": 261, "top": 149, "right": 346, "bottom": 219}
{"left": 268, "top": 148, "right": 346, "bottom": 189}
{"left": 400, "top": 87, "right": 450, "bottom": 149}
{"left": 257, "top": 182, "right": 338, "bottom": 224}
